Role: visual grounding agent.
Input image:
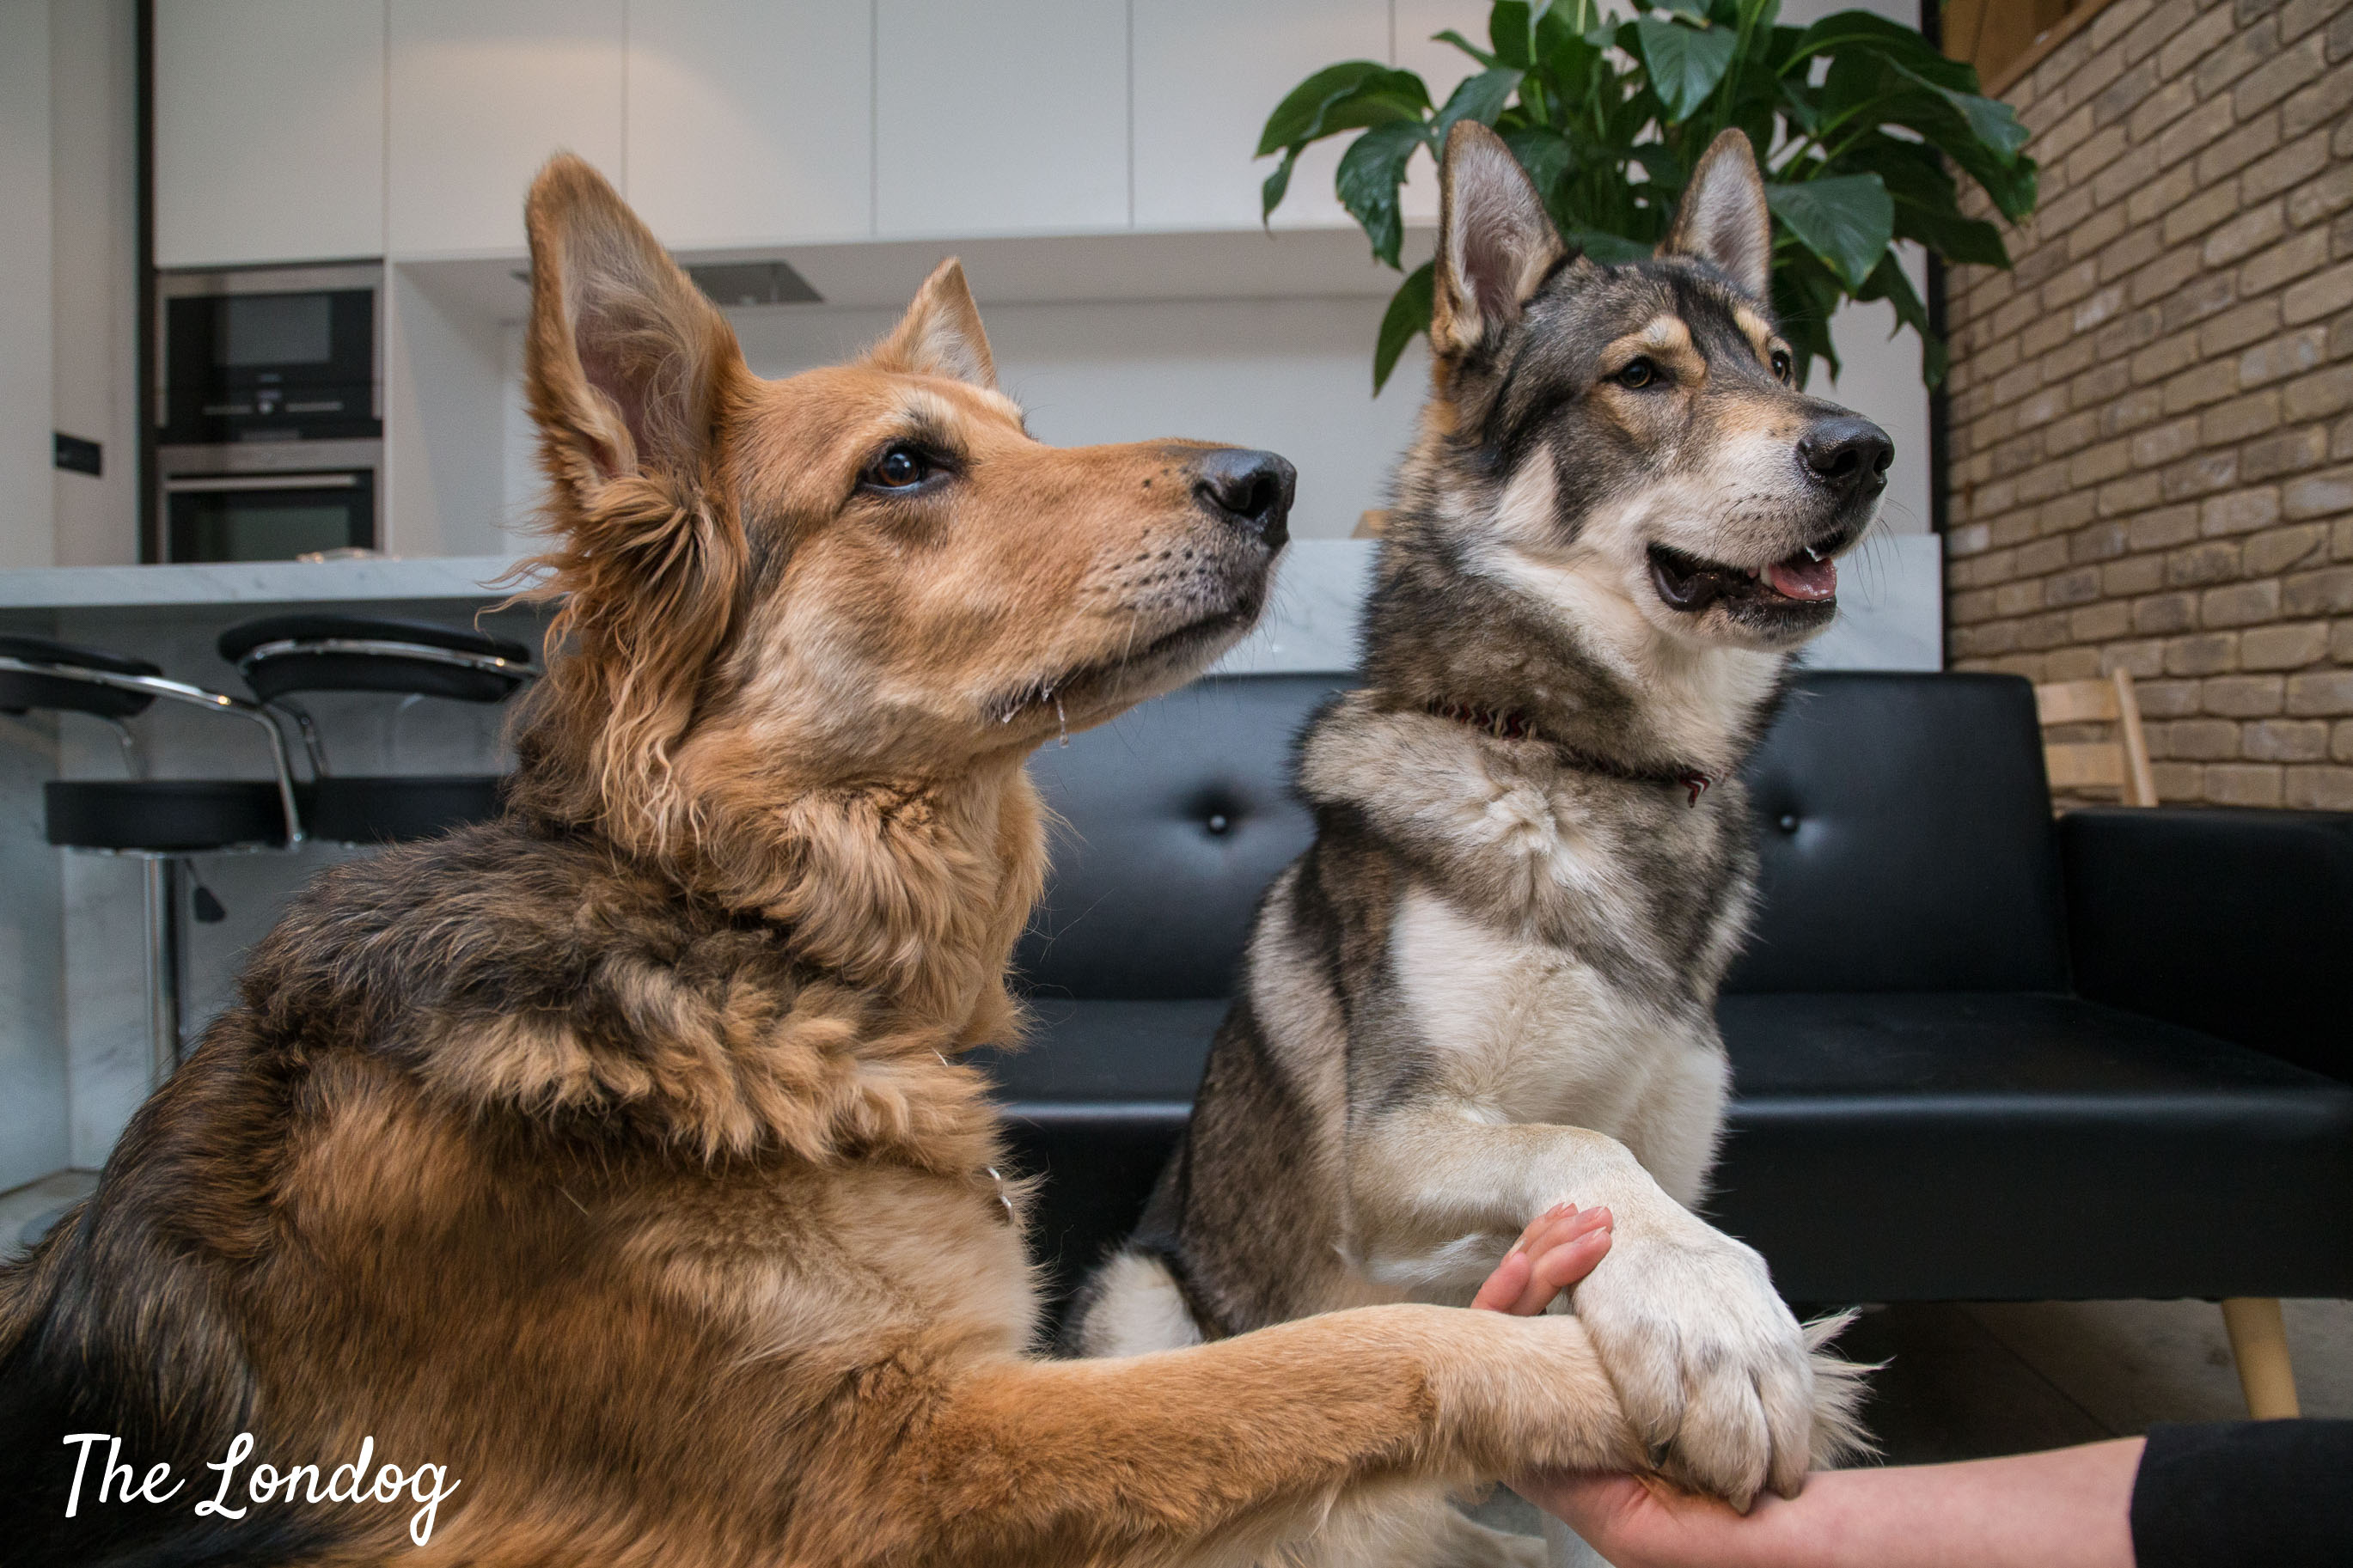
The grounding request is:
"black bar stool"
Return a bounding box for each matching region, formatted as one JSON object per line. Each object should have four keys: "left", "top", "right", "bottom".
{"left": 217, "top": 615, "right": 539, "bottom": 845}
{"left": 0, "top": 633, "right": 302, "bottom": 1087}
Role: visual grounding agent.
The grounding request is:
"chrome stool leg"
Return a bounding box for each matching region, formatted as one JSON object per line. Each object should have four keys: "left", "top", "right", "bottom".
{"left": 144, "top": 857, "right": 180, "bottom": 1088}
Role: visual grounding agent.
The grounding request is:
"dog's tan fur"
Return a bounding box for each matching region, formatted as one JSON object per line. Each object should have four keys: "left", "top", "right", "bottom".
{"left": 0, "top": 158, "right": 1654, "bottom": 1568}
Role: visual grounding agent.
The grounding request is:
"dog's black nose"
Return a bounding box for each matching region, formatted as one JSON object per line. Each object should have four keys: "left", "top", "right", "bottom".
{"left": 1193, "top": 448, "right": 1294, "bottom": 548}
{"left": 1797, "top": 417, "right": 1894, "bottom": 499}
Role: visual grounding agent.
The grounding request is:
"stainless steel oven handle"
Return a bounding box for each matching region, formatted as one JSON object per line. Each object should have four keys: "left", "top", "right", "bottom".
{"left": 163, "top": 473, "right": 361, "bottom": 493}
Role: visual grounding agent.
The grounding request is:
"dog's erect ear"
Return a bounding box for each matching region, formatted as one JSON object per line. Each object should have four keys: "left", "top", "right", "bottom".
{"left": 524, "top": 153, "right": 743, "bottom": 502}
{"left": 516, "top": 154, "right": 750, "bottom": 857}
{"left": 866, "top": 259, "right": 996, "bottom": 387}
{"left": 1661, "top": 130, "right": 1772, "bottom": 303}
{"left": 1432, "top": 122, "right": 1567, "bottom": 360}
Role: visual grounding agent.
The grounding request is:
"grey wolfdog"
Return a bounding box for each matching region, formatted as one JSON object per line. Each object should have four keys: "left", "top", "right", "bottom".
{"left": 1068, "top": 124, "right": 1885, "bottom": 1565}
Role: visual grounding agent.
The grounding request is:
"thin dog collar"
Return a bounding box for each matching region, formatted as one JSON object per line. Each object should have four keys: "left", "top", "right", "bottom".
{"left": 1424, "top": 699, "right": 1714, "bottom": 808}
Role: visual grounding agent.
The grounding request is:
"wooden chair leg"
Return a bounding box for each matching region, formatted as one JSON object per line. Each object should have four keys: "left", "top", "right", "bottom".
{"left": 2220, "top": 1297, "right": 2301, "bottom": 1419}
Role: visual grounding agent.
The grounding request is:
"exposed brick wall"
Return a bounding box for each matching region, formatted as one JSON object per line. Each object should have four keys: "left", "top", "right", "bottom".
{"left": 1942, "top": 0, "right": 2353, "bottom": 808}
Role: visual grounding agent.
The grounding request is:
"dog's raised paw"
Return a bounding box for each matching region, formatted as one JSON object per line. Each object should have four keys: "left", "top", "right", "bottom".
{"left": 1570, "top": 1226, "right": 1821, "bottom": 1510}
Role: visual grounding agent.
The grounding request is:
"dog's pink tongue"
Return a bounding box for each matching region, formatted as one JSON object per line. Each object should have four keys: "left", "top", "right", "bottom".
{"left": 1765, "top": 552, "right": 1837, "bottom": 601}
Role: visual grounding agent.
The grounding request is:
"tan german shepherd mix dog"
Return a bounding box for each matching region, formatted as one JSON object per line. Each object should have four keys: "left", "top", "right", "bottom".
{"left": 0, "top": 157, "right": 1671, "bottom": 1567}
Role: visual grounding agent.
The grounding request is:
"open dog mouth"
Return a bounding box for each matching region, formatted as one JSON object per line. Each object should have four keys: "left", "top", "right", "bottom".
{"left": 1647, "top": 541, "right": 1842, "bottom": 613}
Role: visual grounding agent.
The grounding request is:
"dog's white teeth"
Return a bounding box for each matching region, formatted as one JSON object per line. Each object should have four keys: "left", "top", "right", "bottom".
{"left": 1805, "top": 545, "right": 1824, "bottom": 562}
{"left": 1054, "top": 694, "right": 1069, "bottom": 748}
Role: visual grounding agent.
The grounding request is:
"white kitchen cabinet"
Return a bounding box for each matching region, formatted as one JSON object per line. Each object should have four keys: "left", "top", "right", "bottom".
{"left": 1132, "top": 0, "right": 1388, "bottom": 234}
{"left": 154, "top": 0, "right": 386, "bottom": 268}
{"left": 626, "top": 1, "right": 874, "bottom": 250}
{"left": 874, "top": 0, "right": 1127, "bottom": 240}
{"left": 386, "top": 0, "right": 623, "bottom": 256}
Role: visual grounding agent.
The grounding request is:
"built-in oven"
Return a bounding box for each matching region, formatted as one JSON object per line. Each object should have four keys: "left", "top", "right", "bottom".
{"left": 155, "top": 263, "right": 382, "bottom": 563}
{"left": 162, "top": 458, "right": 376, "bottom": 563}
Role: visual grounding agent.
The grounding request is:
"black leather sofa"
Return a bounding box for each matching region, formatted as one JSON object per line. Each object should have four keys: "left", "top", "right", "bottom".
{"left": 981, "top": 670, "right": 2353, "bottom": 1322}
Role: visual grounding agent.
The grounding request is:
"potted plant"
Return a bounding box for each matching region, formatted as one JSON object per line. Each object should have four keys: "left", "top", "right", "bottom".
{"left": 1258, "top": 0, "right": 2037, "bottom": 390}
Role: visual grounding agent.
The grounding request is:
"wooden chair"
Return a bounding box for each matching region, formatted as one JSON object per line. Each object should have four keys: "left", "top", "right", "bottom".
{"left": 2033, "top": 668, "right": 2158, "bottom": 807}
{"left": 2035, "top": 668, "right": 2301, "bottom": 1419}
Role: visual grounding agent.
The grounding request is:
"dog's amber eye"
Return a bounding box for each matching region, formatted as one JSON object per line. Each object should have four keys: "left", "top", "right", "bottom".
{"left": 1770, "top": 348, "right": 1793, "bottom": 383}
{"left": 868, "top": 444, "right": 932, "bottom": 490}
{"left": 1614, "top": 358, "right": 1657, "bottom": 390}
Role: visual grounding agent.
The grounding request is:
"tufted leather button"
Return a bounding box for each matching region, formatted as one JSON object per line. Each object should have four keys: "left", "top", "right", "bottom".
{"left": 1778, "top": 813, "right": 1800, "bottom": 833}
{"left": 1206, "top": 813, "right": 1231, "bottom": 835}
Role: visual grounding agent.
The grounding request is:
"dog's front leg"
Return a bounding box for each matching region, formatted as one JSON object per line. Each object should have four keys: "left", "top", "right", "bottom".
{"left": 881, "top": 1305, "right": 1641, "bottom": 1568}
{"left": 1345, "top": 1107, "right": 1830, "bottom": 1510}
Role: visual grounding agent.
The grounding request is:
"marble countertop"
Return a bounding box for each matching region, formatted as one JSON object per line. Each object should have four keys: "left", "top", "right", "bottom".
{"left": 0, "top": 556, "right": 541, "bottom": 609}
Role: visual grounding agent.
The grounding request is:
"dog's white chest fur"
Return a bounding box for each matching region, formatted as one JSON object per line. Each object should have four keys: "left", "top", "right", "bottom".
{"left": 1389, "top": 883, "right": 1729, "bottom": 1210}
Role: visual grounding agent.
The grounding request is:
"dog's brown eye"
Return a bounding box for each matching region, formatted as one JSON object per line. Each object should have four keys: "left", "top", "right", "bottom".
{"left": 1615, "top": 358, "right": 1657, "bottom": 390}
{"left": 1770, "top": 349, "right": 1793, "bottom": 383}
{"left": 868, "top": 444, "right": 931, "bottom": 490}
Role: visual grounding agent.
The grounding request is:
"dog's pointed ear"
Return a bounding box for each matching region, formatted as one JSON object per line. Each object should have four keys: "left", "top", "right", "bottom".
{"left": 866, "top": 259, "right": 996, "bottom": 387}
{"left": 1661, "top": 130, "right": 1772, "bottom": 303}
{"left": 516, "top": 154, "right": 750, "bottom": 857}
{"left": 524, "top": 152, "right": 743, "bottom": 503}
{"left": 1432, "top": 122, "right": 1567, "bottom": 361}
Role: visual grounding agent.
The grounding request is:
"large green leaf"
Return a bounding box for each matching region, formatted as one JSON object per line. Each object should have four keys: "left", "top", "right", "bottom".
{"left": 1257, "top": 62, "right": 1430, "bottom": 157}
{"left": 1633, "top": 15, "right": 1739, "bottom": 121}
{"left": 1504, "top": 125, "right": 1578, "bottom": 200}
{"left": 1892, "top": 202, "right": 2009, "bottom": 267}
{"left": 1374, "top": 262, "right": 1437, "bottom": 394}
{"left": 1489, "top": 1, "right": 1535, "bottom": 66}
{"left": 1824, "top": 55, "right": 2036, "bottom": 220}
{"left": 1260, "top": 149, "right": 1299, "bottom": 222}
{"left": 1337, "top": 121, "right": 1429, "bottom": 268}
{"left": 1842, "top": 133, "right": 1957, "bottom": 198}
{"left": 1856, "top": 251, "right": 1947, "bottom": 386}
{"left": 1767, "top": 174, "right": 1892, "bottom": 290}
{"left": 1772, "top": 250, "right": 1847, "bottom": 384}
{"left": 1566, "top": 227, "right": 1653, "bottom": 264}
{"left": 1433, "top": 27, "right": 1499, "bottom": 67}
{"left": 1434, "top": 66, "right": 1526, "bottom": 141}
{"left": 1786, "top": 9, "right": 1974, "bottom": 89}
{"left": 1943, "top": 82, "right": 2032, "bottom": 160}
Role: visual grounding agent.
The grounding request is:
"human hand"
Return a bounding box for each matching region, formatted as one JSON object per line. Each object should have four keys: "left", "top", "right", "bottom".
{"left": 1513, "top": 1433, "right": 2148, "bottom": 1568}
{"left": 1470, "top": 1201, "right": 1615, "bottom": 1315}
{"left": 1515, "top": 1469, "right": 1756, "bottom": 1568}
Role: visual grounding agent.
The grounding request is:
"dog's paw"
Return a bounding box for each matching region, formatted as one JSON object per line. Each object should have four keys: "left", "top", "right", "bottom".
{"left": 1568, "top": 1223, "right": 1819, "bottom": 1510}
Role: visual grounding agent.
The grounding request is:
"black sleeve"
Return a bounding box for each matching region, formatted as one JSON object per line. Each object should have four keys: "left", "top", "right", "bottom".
{"left": 2130, "top": 1420, "right": 2353, "bottom": 1568}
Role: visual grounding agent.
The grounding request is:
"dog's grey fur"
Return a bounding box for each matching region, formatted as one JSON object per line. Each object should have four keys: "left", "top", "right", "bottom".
{"left": 1069, "top": 126, "right": 1885, "bottom": 1565}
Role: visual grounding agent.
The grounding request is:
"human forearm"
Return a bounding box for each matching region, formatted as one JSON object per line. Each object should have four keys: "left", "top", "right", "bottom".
{"left": 1519, "top": 1438, "right": 2144, "bottom": 1568}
